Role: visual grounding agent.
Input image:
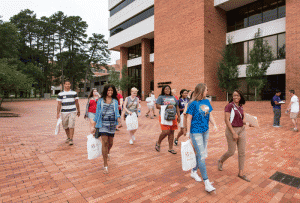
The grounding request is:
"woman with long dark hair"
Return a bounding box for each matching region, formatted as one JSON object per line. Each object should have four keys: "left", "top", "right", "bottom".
{"left": 91, "top": 84, "right": 122, "bottom": 174}
{"left": 218, "top": 90, "right": 253, "bottom": 181}
{"left": 186, "top": 83, "right": 217, "bottom": 192}
{"left": 174, "top": 89, "right": 189, "bottom": 145}
{"left": 85, "top": 88, "right": 100, "bottom": 132}
{"left": 155, "top": 85, "right": 180, "bottom": 154}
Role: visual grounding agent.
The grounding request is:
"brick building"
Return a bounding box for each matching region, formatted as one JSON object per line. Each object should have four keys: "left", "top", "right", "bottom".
{"left": 108, "top": 0, "right": 297, "bottom": 101}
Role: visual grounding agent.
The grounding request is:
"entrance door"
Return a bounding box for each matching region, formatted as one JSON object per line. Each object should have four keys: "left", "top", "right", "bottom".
{"left": 128, "top": 65, "right": 141, "bottom": 98}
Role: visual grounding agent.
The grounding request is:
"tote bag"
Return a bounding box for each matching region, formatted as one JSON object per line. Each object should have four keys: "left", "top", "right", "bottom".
{"left": 55, "top": 118, "right": 62, "bottom": 135}
{"left": 181, "top": 139, "right": 197, "bottom": 171}
{"left": 87, "top": 134, "right": 102, "bottom": 160}
{"left": 126, "top": 112, "right": 138, "bottom": 131}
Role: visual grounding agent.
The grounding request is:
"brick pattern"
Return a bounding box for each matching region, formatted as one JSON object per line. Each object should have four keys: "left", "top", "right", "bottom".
{"left": 286, "top": 0, "right": 300, "bottom": 102}
{"left": 1, "top": 100, "right": 300, "bottom": 202}
{"left": 141, "top": 38, "right": 154, "bottom": 100}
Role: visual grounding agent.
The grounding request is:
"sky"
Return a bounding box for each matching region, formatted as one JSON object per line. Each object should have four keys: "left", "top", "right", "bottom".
{"left": 0, "top": 0, "right": 120, "bottom": 65}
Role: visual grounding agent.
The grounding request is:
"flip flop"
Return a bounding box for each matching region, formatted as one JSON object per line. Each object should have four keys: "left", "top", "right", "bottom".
{"left": 155, "top": 142, "right": 160, "bottom": 152}
{"left": 168, "top": 149, "right": 177, "bottom": 154}
{"left": 238, "top": 174, "right": 250, "bottom": 182}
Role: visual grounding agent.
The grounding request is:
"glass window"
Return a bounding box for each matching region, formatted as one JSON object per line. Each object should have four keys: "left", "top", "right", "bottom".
{"left": 248, "top": 40, "right": 254, "bottom": 62}
{"left": 110, "top": 0, "right": 135, "bottom": 16}
{"left": 235, "top": 7, "right": 249, "bottom": 30}
{"left": 248, "top": 1, "right": 263, "bottom": 26}
{"left": 264, "top": 35, "right": 277, "bottom": 59}
{"left": 110, "top": 6, "right": 154, "bottom": 36}
{"left": 235, "top": 42, "right": 245, "bottom": 65}
{"left": 227, "top": 11, "right": 236, "bottom": 32}
{"left": 278, "top": 0, "right": 286, "bottom": 18}
{"left": 150, "top": 38, "right": 154, "bottom": 53}
{"left": 278, "top": 33, "right": 285, "bottom": 59}
{"left": 263, "top": 0, "right": 278, "bottom": 23}
{"left": 128, "top": 44, "right": 141, "bottom": 60}
{"left": 244, "top": 41, "right": 248, "bottom": 64}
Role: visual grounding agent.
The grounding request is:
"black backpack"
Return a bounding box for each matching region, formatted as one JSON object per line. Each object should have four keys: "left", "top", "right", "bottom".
{"left": 164, "top": 105, "right": 176, "bottom": 121}
{"left": 271, "top": 98, "right": 275, "bottom": 106}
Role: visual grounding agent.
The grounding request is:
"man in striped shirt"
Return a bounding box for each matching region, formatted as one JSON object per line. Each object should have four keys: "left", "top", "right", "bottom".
{"left": 57, "top": 81, "right": 80, "bottom": 145}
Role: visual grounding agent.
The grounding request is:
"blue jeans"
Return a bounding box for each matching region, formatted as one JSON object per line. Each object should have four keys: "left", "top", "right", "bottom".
{"left": 190, "top": 131, "right": 209, "bottom": 180}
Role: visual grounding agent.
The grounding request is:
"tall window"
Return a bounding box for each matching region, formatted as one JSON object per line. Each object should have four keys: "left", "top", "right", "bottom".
{"left": 128, "top": 65, "right": 141, "bottom": 97}
{"left": 150, "top": 38, "right": 154, "bottom": 54}
{"left": 128, "top": 44, "right": 141, "bottom": 60}
{"left": 227, "top": 0, "right": 286, "bottom": 32}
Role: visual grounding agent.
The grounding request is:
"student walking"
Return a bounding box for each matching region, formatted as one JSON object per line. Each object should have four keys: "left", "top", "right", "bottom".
{"left": 155, "top": 85, "right": 180, "bottom": 154}
{"left": 91, "top": 84, "right": 122, "bottom": 174}
{"left": 186, "top": 83, "right": 217, "bottom": 192}
{"left": 218, "top": 90, "right": 253, "bottom": 182}
{"left": 174, "top": 89, "right": 189, "bottom": 146}
{"left": 151, "top": 90, "right": 157, "bottom": 117}
{"left": 57, "top": 80, "right": 80, "bottom": 146}
{"left": 286, "top": 90, "right": 299, "bottom": 132}
{"left": 84, "top": 88, "right": 100, "bottom": 132}
{"left": 116, "top": 89, "right": 124, "bottom": 131}
{"left": 123, "top": 87, "right": 140, "bottom": 144}
{"left": 272, "top": 90, "right": 284, "bottom": 127}
{"left": 145, "top": 92, "right": 156, "bottom": 119}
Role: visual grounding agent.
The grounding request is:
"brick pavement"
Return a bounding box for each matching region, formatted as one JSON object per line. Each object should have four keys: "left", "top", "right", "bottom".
{"left": 0, "top": 100, "right": 299, "bottom": 203}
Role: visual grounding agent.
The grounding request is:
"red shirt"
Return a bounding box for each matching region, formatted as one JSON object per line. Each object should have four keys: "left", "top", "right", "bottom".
{"left": 88, "top": 99, "right": 98, "bottom": 113}
{"left": 225, "top": 102, "right": 244, "bottom": 127}
{"left": 117, "top": 93, "right": 123, "bottom": 110}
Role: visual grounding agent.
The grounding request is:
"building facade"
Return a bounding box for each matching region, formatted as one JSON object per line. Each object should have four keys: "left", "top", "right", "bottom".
{"left": 108, "top": 0, "right": 299, "bottom": 101}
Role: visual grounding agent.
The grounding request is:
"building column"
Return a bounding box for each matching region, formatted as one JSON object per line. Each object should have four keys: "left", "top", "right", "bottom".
{"left": 286, "top": 0, "right": 300, "bottom": 101}
{"left": 120, "top": 47, "right": 128, "bottom": 97}
{"left": 141, "top": 38, "right": 152, "bottom": 100}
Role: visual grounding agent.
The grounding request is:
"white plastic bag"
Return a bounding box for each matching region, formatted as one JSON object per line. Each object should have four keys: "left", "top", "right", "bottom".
{"left": 126, "top": 112, "right": 138, "bottom": 131}
{"left": 87, "top": 134, "right": 102, "bottom": 160}
{"left": 55, "top": 118, "right": 62, "bottom": 135}
{"left": 160, "top": 105, "right": 173, "bottom": 126}
{"left": 181, "top": 139, "right": 197, "bottom": 171}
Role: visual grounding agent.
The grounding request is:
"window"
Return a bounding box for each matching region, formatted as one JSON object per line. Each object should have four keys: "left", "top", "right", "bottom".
{"left": 150, "top": 38, "right": 154, "bottom": 54}
{"left": 110, "top": 0, "right": 135, "bottom": 17}
{"left": 94, "top": 82, "right": 100, "bottom": 86}
{"left": 128, "top": 65, "right": 141, "bottom": 97}
{"left": 278, "top": 33, "right": 285, "bottom": 59}
{"left": 235, "top": 42, "right": 245, "bottom": 65}
{"left": 128, "top": 44, "right": 141, "bottom": 60}
{"left": 264, "top": 35, "right": 277, "bottom": 58}
{"left": 110, "top": 6, "right": 154, "bottom": 36}
{"left": 227, "top": 0, "right": 286, "bottom": 33}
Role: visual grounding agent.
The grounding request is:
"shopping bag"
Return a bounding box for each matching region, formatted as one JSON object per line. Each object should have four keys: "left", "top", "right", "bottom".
{"left": 55, "top": 118, "right": 62, "bottom": 135}
{"left": 181, "top": 139, "right": 197, "bottom": 171}
{"left": 245, "top": 113, "right": 259, "bottom": 127}
{"left": 161, "top": 105, "right": 173, "bottom": 126}
{"left": 87, "top": 134, "right": 102, "bottom": 160}
{"left": 126, "top": 112, "right": 138, "bottom": 131}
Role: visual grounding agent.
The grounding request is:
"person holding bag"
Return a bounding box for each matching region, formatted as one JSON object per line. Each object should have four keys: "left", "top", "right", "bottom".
{"left": 84, "top": 88, "right": 100, "bottom": 132}
{"left": 186, "top": 83, "right": 217, "bottom": 192}
{"left": 218, "top": 90, "right": 253, "bottom": 182}
{"left": 123, "top": 87, "right": 140, "bottom": 145}
{"left": 91, "top": 84, "right": 122, "bottom": 174}
{"left": 155, "top": 85, "right": 180, "bottom": 154}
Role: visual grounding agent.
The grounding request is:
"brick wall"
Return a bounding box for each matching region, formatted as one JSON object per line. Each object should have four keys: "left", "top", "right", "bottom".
{"left": 141, "top": 38, "right": 153, "bottom": 100}
{"left": 286, "top": 0, "right": 300, "bottom": 102}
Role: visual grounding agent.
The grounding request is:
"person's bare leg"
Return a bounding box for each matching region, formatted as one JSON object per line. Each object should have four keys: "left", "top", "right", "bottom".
{"left": 108, "top": 137, "right": 114, "bottom": 153}
{"left": 176, "top": 129, "right": 184, "bottom": 140}
{"left": 101, "top": 136, "right": 109, "bottom": 168}
{"left": 168, "top": 130, "right": 175, "bottom": 150}
{"left": 292, "top": 118, "right": 297, "bottom": 129}
{"left": 89, "top": 119, "right": 94, "bottom": 132}
{"left": 69, "top": 128, "right": 74, "bottom": 140}
{"left": 158, "top": 130, "right": 169, "bottom": 145}
{"left": 64, "top": 128, "right": 70, "bottom": 139}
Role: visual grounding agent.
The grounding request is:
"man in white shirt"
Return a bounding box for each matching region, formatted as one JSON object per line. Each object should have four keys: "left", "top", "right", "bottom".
{"left": 57, "top": 81, "right": 80, "bottom": 145}
{"left": 287, "top": 90, "right": 299, "bottom": 132}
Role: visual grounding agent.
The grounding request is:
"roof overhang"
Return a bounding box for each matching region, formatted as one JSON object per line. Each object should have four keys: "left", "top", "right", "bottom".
{"left": 214, "top": 0, "right": 258, "bottom": 11}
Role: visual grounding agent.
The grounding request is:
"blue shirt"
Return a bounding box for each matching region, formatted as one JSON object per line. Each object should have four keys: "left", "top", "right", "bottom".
{"left": 273, "top": 95, "right": 281, "bottom": 109}
{"left": 93, "top": 98, "right": 120, "bottom": 128}
{"left": 186, "top": 99, "right": 213, "bottom": 133}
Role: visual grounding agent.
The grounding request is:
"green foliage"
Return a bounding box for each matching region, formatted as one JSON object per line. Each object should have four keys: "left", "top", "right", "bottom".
{"left": 246, "top": 29, "right": 274, "bottom": 100}
{"left": 217, "top": 38, "right": 240, "bottom": 96}
{"left": 119, "top": 65, "right": 135, "bottom": 92}
{"left": 107, "top": 67, "right": 120, "bottom": 88}
{"left": 0, "top": 22, "right": 20, "bottom": 58}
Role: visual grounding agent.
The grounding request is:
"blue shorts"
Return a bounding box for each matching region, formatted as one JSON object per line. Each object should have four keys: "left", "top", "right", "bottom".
{"left": 88, "top": 112, "right": 96, "bottom": 120}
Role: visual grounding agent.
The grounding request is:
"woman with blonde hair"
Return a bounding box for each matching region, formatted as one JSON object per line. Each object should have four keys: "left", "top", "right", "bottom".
{"left": 123, "top": 87, "right": 141, "bottom": 144}
{"left": 186, "top": 83, "right": 217, "bottom": 192}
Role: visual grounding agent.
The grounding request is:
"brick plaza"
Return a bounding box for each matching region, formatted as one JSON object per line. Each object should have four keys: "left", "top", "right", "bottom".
{"left": 0, "top": 100, "right": 299, "bottom": 203}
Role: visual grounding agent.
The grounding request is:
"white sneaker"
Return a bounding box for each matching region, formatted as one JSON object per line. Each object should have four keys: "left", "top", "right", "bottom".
{"left": 204, "top": 179, "right": 215, "bottom": 192}
{"left": 129, "top": 139, "right": 133, "bottom": 145}
{"left": 132, "top": 135, "right": 136, "bottom": 141}
{"left": 191, "top": 170, "right": 202, "bottom": 182}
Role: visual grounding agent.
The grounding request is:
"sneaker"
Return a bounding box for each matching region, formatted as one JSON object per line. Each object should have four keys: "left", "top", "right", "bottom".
{"left": 293, "top": 128, "right": 298, "bottom": 132}
{"left": 65, "top": 138, "right": 70, "bottom": 143}
{"left": 174, "top": 138, "right": 178, "bottom": 146}
{"left": 129, "top": 139, "right": 133, "bottom": 145}
{"left": 132, "top": 135, "right": 136, "bottom": 141}
{"left": 191, "top": 170, "right": 202, "bottom": 182}
{"left": 154, "top": 115, "right": 157, "bottom": 117}
{"left": 273, "top": 125, "right": 282, "bottom": 127}
{"left": 69, "top": 139, "right": 73, "bottom": 145}
{"left": 204, "top": 179, "right": 215, "bottom": 192}
{"left": 145, "top": 114, "right": 149, "bottom": 117}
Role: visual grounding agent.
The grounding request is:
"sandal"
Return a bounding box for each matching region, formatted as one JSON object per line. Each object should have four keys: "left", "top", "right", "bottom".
{"left": 238, "top": 174, "right": 250, "bottom": 182}
{"left": 168, "top": 149, "right": 177, "bottom": 154}
{"left": 218, "top": 160, "right": 223, "bottom": 171}
{"left": 155, "top": 142, "right": 160, "bottom": 152}
{"left": 103, "top": 166, "right": 108, "bottom": 174}
{"left": 174, "top": 139, "right": 178, "bottom": 146}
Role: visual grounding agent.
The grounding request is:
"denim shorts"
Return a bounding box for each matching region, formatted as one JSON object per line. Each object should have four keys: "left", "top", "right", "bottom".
{"left": 88, "top": 112, "right": 96, "bottom": 120}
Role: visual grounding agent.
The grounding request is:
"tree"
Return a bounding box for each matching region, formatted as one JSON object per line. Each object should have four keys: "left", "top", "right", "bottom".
{"left": 217, "top": 38, "right": 240, "bottom": 101}
{"left": 119, "top": 65, "right": 135, "bottom": 93}
{"left": 107, "top": 67, "right": 120, "bottom": 88}
{"left": 246, "top": 29, "right": 274, "bottom": 101}
{"left": 0, "top": 22, "right": 20, "bottom": 59}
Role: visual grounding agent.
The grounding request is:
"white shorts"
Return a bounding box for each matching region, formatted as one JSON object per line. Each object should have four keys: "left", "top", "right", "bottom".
{"left": 180, "top": 114, "right": 184, "bottom": 128}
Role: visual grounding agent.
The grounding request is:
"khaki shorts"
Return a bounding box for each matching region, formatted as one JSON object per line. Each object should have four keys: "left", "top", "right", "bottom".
{"left": 61, "top": 112, "right": 76, "bottom": 129}
{"left": 290, "top": 112, "right": 299, "bottom": 119}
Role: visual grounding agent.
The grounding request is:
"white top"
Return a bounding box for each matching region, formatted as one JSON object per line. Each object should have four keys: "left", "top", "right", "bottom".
{"left": 57, "top": 90, "right": 79, "bottom": 113}
{"left": 290, "top": 95, "right": 299, "bottom": 113}
{"left": 146, "top": 97, "right": 155, "bottom": 106}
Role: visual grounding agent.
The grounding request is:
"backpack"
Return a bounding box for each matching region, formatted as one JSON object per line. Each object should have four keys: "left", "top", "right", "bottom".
{"left": 164, "top": 105, "right": 176, "bottom": 121}
{"left": 271, "top": 98, "right": 275, "bottom": 106}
